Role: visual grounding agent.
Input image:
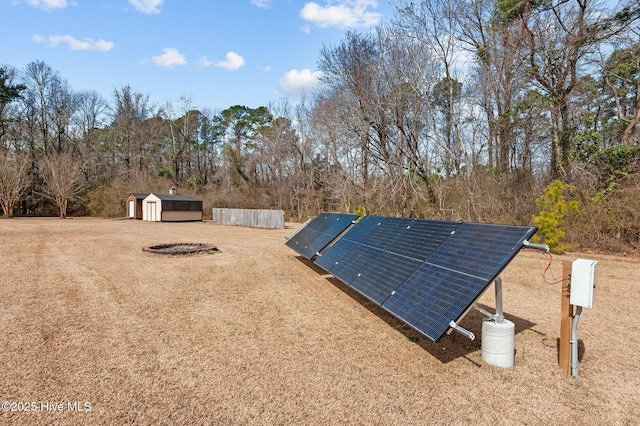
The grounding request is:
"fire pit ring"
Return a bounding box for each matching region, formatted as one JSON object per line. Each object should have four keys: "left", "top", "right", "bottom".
{"left": 142, "top": 242, "right": 218, "bottom": 255}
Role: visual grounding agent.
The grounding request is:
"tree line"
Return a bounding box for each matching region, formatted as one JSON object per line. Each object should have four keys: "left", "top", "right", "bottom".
{"left": 1, "top": 0, "right": 639, "bottom": 252}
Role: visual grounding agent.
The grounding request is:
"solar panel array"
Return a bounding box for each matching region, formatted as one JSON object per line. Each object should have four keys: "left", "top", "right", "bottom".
{"left": 288, "top": 214, "right": 536, "bottom": 342}
{"left": 285, "top": 213, "right": 358, "bottom": 260}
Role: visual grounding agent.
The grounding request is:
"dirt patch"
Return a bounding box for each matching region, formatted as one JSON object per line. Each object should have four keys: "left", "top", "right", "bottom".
{"left": 1, "top": 218, "right": 638, "bottom": 425}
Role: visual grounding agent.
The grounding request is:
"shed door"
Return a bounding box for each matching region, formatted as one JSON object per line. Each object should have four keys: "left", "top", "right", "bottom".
{"left": 147, "top": 201, "right": 157, "bottom": 221}
{"left": 128, "top": 200, "right": 135, "bottom": 218}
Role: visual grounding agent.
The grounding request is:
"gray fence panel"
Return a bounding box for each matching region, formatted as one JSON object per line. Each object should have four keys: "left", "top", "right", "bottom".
{"left": 211, "top": 208, "right": 285, "bottom": 229}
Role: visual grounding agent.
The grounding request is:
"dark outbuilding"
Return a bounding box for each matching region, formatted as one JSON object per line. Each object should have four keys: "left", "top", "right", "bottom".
{"left": 142, "top": 193, "right": 203, "bottom": 222}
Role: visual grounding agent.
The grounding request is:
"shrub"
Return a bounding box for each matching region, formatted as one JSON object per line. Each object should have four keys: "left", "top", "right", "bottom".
{"left": 532, "top": 180, "right": 579, "bottom": 253}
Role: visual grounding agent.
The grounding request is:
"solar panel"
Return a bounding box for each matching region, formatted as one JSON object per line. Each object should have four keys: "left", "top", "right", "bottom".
{"left": 424, "top": 223, "right": 537, "bottom": 281}
{"left": 358, "top": 217, "right": 414, "bottom": 250}
{"left": 385, "top": 219, "right": 461, "bottom": 260}
{"left": 351, "top": 219, "right": 462, "bottom": 304}
{"left": 302, "top": 214, "right": 359, "bottom": 259}
{"left": 350, "top": 251, "right": 423, "bottom": 304}
{"left": 313, "top": 215, "right": 382, "bottom": 272}
{"left": 381, "top": 223, "right": 537, "bottom": 341}
{"left": 285, "top": 213, "right": 357, "bottom": 259}
{"left": 289, "top": 213, "right": 537, "bottom": 344}
{"left": 316, "top": 216, "right": 409, "bottom": 289}
{"left": 317, "top": 218, "right": 461, "bottom": 304}
{"left": 285, "top": 213, "right": 329, "bottom": 258}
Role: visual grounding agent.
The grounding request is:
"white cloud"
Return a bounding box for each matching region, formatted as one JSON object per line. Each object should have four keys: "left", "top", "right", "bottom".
{"left": 197, "top": 56, "right": 213, "bottom": 68}
{"left": 279, "top": 69, "right": 323, "bottom": 97}
{"left": 129, "top": 0, "right": 163, "bottom": 14}
{"left": 152, "top": 48, "right": 187, "bottom": 67}
{"left": 251, "top": 0, "right": 272, "bottom": 8}
{"left": 300, "top": 0, "right": 381, "bottom": 29}
{"left": 28, "top": 0, "right": 67, "bottom": 11}
{"left": 215, "top": 51, "right": 245, "bottom": 71}
{"left": 32, "top": 34, "right": 114, "bottom": 51}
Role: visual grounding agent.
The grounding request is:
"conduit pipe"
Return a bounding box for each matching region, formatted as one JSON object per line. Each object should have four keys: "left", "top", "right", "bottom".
{"left": 571, "top": 306, "right": 582, "bottom": 378}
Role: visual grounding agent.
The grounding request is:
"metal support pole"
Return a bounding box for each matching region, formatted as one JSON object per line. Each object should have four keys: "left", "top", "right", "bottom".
{"left": 494, "top": 276, "right": 504, "bottom": 324}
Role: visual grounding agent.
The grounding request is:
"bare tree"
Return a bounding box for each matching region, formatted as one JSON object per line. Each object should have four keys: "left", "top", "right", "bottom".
{"left": 507, "top": 0, "right": 639, "bottom": 177}
{"left": 456, "top": 0, "right": 531, "bottom": 172}
{"left": 162, "top": 96, "right": 199, "bottom": 183}
{"left": 394, "top": 0, "right": 468, "bottom": 174}
{"left": 0, "top": 151, "right": 31, "bottom": 217}
{"left": 72, "top": 90, "right": 109, "bottom": 179}
{"left": 21, "top": 61, "right": 59, "bottom": 155}
{"left": 111, "top": 85, "right": 157, "bottom": 175}
{"left": 0, "top": 66, "right": 26, "bottom": 149}
{"left": 602, "top": 40, "right": 640, "bottom": 146}
{"left": 40, "top": 151, "right": 84, "bottom": 218}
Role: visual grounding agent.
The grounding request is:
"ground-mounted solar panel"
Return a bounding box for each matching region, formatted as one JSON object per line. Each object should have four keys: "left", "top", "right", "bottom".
{"left": 316, "top": 216, "right": 412, "bottom": 288}
{"left": 285, "top": 213, "right": 330, "bottom": 256}
{"left": 313, "top": 215, "right": 383, "bottom": 272}
{"left": 285, "top": 213, "right": 357, "bottom": 259}
{"left": 358, "top": 217, "right": 415, "bottom": 250}
{"left": 382, "top": 264, "right": 492, "bottom": 342}
{"left": 347, "top": 218, "right": 456, "bottom": 304}
{"left": 318, "top": 218, "right": 462, "bottom": 305}
{"left": 424, "top": 223, "right": 538, "bottom": 280}
{"left": 302, "top": 214, "right": 358, "bottom": 259}
{"left": 291, "top": 214, "right": 537, "bottom": 344}
{"left": 381, "top": 223, "right": 537, "bottom": 342}
{"left": 384, "top": 219, "right": 461, "bottom": 260}
{"left": 349, "top": 252, "right": 423, "bottom": 304}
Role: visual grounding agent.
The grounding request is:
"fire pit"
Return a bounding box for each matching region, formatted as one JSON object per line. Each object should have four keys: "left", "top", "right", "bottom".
{"left": 142, "top": 242, "right": 217, "bottom": 255}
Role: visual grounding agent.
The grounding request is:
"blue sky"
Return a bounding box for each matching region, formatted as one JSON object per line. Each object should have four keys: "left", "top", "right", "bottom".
{"left": 2, "top": 0, "right": 395, "bottom": 112}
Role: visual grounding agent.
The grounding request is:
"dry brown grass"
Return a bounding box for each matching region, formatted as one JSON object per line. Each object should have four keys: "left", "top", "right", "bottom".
{"left": 1, "top": 218, "right": 638, "bottom": 425}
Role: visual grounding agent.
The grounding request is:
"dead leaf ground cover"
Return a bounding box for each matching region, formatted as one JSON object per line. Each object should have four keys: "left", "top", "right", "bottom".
{"left": 0, "top": 218, "right": 638, "bottom": 425}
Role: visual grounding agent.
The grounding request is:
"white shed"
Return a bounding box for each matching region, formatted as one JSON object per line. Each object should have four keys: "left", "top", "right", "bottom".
{"left": 142, "top": 193, "right": 203, "bottom": 222}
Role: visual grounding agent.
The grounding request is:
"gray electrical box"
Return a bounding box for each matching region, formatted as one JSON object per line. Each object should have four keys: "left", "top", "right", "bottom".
{"left": 570, "top": 259, "right": 597, "bottom": 308}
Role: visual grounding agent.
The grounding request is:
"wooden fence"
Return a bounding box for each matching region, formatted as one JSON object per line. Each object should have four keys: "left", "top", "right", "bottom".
{"left": 211, "top": 208, "right": 285, "bottom": 229}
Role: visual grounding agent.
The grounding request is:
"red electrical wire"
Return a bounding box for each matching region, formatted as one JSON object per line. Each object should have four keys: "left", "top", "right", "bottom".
{"left": 542, "top": 251, "right": 569, "bottom": 284}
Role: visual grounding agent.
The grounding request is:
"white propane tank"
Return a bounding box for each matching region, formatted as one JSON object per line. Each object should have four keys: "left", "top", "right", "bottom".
{"left": 481, "top": 318, "right": 515, "bottom": 367}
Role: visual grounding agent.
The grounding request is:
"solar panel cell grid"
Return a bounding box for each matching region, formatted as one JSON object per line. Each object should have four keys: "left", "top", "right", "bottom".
{"left": 359, "top": 217, "right": 414, "bottom": 250}
{"left": 285, "top": 213, "right": 356, "bottom": 260}
{"left": 426, "top": 223, "right": 536, "bottom": 280}
{"left": 383, "top": 266, "right": 488, "bottom": 341}
{"left": 329, "top": 244, "right": 380, "bottom": 285}
{"left": 315, "top": 216, "right": 382, "bottom": 274}
{"left": 350, "top": 252, "right": 423, "bottom": 304}
{"left": 303, "top": 215, "right": 358, "bottom": 259}
{"left": 384, "top": 219, "right": 460, "bottom": 261}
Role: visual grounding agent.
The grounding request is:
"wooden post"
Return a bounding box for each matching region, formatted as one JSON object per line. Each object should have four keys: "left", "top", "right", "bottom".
{"left": 559, "top": 260, "right": 573, "bottom": 374}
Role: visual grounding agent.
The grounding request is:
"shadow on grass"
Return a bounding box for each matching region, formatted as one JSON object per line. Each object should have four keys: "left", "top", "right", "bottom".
{"left": 296, "top": 256, "right": 537, "bottom": 365}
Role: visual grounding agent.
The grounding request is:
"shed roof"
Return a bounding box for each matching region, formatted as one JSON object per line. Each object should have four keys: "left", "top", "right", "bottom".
{"left": 128, "top": 193, "right": 149, "bottom": 200}
{"left": 150, "top": 193, "right": 201, "bottom": 202}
